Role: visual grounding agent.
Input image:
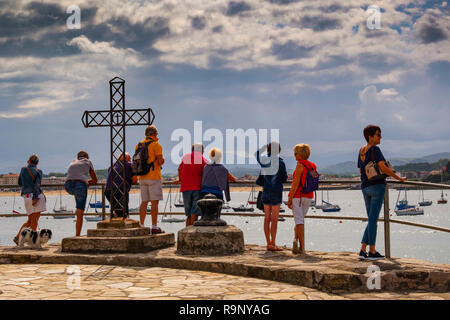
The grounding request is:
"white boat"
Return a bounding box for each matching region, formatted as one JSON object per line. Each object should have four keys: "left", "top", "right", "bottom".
{"left": 85, "top": 215, "right": 104, "bottom": 222}
{"left": 395, "top": 207, "right": 424, "bottom": 216}
{"left": 161, "top": 215, "right": 185, "bottom": 223}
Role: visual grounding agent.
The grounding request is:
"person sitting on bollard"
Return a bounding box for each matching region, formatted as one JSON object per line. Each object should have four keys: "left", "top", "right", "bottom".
{"left": 65, "top": 151, "right": 98, "bottom": 236}
{"left": 105, "top": 152, "right": 137, "bottom": 219}
{"left": 13, "top": 154, "right": 46, "bottom": 245}
{"left": 201, "top": 148, "right": 236, "bottom": 202}
{"left": 178, "top": 143, "right": 208, "bottom": 226}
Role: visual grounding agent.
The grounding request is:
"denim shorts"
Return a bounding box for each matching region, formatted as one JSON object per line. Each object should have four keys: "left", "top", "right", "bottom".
{"left": 261, "top": 190, "right": 283, "bottom": 206}
{"left": 65, "top": 180, "right": 88, "bottom": 210}
{"left": 182, "top": 190, "right": 201, "bottom": 217}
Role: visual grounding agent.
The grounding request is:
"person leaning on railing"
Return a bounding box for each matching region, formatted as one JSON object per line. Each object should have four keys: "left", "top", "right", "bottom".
{"left": 357, "top": 125, "right": 407, "bottom": 261}
{"left": 65, "top": 150, "right": 98, "bottom": 237}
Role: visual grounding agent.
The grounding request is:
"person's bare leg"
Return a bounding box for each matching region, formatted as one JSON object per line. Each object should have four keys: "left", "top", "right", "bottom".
{"left": 270, "top": 205, "right": 280, "bottom": 248}
{"left": 140, "top": 201, "right": 149, "bottom": 225}
{"left": 298, "top": 224, "right": 305, "bottom": 253}
{"left": 75, "top": 209, "right": 84, "bottom": 236}
{"left": 361, "top": 243, "right": 367, "bottom": 252}
{"left": 16, "top": 217, "right": 31, "bottom": 239}
{"left": 29, "top": 212, "right": 41, "bottom": 231}
{"left": 185, "top": 215, "right": 191, "bottom": 227}
{"left": 369, "top": 245, "right": 376, "bottom": 254}
{"left": 263, "top": 205, "right": 272, "bottom": 248}
{"left": 150, "top": 200, "right": 159, "bottom": 226}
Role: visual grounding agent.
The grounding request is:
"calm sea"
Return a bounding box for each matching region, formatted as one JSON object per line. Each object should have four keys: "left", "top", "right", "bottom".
{"left": 1, "top": 189, "right": 449, "bottom": 264}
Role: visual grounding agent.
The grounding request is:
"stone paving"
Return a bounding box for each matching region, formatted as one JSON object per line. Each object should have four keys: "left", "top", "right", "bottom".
{"left": 1, "top": 244, "right": 449, "bottom": 294}
{"left": 0, "top": 264, "right": 449, "bottom": 300}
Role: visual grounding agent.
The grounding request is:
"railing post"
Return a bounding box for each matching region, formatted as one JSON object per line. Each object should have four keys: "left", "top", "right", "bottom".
{"left": 101, "top": 184, "right": 106, "bottom": 221}
{"left": 383, "top": 183, "right": 391, "bottom": 258}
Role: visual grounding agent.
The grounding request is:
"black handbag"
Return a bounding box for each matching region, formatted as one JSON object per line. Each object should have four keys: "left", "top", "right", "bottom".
{"left": 256, "top": 191, "right": 264, "bottom": 210}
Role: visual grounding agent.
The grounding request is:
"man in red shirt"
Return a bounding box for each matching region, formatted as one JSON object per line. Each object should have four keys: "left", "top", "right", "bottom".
{"left": 178, "top": 143, "right": 208, "bottom": 226}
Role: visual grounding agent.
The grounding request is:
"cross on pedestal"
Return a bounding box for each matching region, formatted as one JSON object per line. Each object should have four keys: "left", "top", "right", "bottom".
{"left": 82, "top": 77, "right": 155, "bottom": 221}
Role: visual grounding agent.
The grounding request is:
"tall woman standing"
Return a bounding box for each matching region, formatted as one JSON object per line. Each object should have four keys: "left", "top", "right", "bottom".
{"left": 358, "top": 125, "right": 407, "bottom": 260}
{"left": 14, "top": 154, "right": 46, "bottom": 245}
{"left": 256, "top": 142, "right": 288, "bottom": 251}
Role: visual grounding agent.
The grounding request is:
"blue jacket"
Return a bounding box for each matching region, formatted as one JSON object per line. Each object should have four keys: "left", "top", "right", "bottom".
{"left": 201, "top": 163, "right": 231, "bottom": 201}
{"left": 18, "top": 165, "right": 43, "bottom": 200}
{"left": 256, "top": 150, "right": 288, "bottom": 194}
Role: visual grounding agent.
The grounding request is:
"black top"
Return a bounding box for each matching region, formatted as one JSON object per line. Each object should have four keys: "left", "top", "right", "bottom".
{"left": 357, "top": 146, "right": 386, "bottom": 189}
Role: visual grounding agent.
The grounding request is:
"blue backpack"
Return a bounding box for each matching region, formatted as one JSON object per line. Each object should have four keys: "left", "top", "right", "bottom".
{"left": 302, "top": 163, "right": 320, "bottom": 193}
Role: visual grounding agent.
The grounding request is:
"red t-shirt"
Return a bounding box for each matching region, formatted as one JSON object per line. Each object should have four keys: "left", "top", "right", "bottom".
{"left": 178, "top": 152, "right": 208, "bottom": 192}
{"left": 290, "top": 160, "right": 317, "bottom": 199}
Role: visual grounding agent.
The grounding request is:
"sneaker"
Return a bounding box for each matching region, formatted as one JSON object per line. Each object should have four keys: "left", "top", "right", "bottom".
{"left": 13, "top": 236, "right": 19, "bottom": 246}
{"left": 358, "top": 250, "right": 368, "bottom": 260}
{"left": 151, "top": 226, "right": 164, "bottom": 234}
{"left": 367, "top": 251, "right": 385, "bottom": 261}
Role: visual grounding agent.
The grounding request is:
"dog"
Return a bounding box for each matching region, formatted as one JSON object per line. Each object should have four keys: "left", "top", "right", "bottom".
{"left": 18, "top": 228, "right": 52, "bottom": 249}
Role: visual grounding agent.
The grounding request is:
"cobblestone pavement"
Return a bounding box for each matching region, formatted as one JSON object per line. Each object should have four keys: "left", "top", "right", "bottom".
{"left": 0, "top": 264, "right": 448, "bottom": 300}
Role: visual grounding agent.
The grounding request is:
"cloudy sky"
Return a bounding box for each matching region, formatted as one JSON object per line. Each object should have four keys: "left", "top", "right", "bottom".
{"left": 0, "top": 0, "right": 449, "bottom": 174}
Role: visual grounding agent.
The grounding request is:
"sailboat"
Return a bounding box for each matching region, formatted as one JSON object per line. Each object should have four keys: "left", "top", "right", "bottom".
{"left": 161, "top": 185, "right": 185, "bottom": 223}
{"left": 85, "top": 189, "right": 104, "bottom": 221}
{"left": 437, "top": 168, "right": 448, "bottom": 204}
{"left": 316, "top": 189, "right": 341, "bottom": 212}
{"left": 174, "top": 192, "right": 184, "bottom": 208}
{"left": 394, "top": 188, "right": 424, "bottom": 216}
{"left": 247, "top": 184, "right": 257, "bottom": 205}
{"left": 53, "top": 189, "right": 75, "bottom": 219}
{"left": 395, "top": 187, "right": 415, "bottom": 210}
{"left": 87, "top": 187, "right": 109, "bottom": 209}
{"left": 232, "top": 205, "right": 255, "bottom": 212}
{"left": 418, "top": 188, "right": 432, "bottom": 206}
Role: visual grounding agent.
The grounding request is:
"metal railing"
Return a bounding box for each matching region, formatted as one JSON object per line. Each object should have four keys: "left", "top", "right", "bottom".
{"left": 1, "top": 179, "right": 449, "bottom": 258}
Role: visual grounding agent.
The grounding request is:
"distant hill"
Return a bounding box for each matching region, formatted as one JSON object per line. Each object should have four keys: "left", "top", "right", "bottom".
{"left": 319, "top": 152, "right": 450, "bottom": 176}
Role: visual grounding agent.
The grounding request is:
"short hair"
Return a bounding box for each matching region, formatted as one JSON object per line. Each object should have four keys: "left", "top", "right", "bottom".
{"left": 209, "top": 148, "right": 222, "bottom": 163}
{"left": 28, "top": 154, "right": 39, "bottom": 165}
{"left": 77, "top": 150, "right": 89, "bottom": 160}
{"left": 267, "top": 141, "right": 281, "bottom": 156}
{"left": 363, "top": 125, "right": 381, "bottom": 142}
{"left": 192, "top": 143, "right": 204, "bottom": 153}
{"left": 145, "top": 125, "right": 158, "bottom": 137}
{"left": 293, "top": 144, "right": 311, "bottom": 160}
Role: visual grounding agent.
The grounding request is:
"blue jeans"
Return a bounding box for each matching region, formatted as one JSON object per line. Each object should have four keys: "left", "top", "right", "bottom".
{"left": 361, "top": 184, "right": 386, "bottom": 246}
{"left": 182, "top": 190, "right": 201, "bottom": 217}
{"left": 65, "top": 180, "right": 88, "bottom": 210}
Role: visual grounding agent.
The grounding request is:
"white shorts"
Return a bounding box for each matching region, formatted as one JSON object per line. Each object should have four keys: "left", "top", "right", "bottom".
{"left": 140, "top": 179, "right": 163, "bottom": 201}
{"left": 292, "top": 198, "right": 311, "bottom": 225}
{"left": 23, "top": 193, "right": 46, "bottom": 215}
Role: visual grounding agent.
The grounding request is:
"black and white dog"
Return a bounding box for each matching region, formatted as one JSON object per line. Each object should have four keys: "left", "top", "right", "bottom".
{"left": 18, "top": 228, "right": 52, "bottom": 249}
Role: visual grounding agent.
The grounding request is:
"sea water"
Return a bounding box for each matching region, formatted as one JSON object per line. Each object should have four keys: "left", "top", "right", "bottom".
{"left": 0, "top": 189, "right": 449, "bottom": 264}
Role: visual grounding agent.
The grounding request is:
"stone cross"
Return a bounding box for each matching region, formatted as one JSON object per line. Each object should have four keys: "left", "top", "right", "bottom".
{"left": 82, "top": 77, "right": 155, "bottom": 220}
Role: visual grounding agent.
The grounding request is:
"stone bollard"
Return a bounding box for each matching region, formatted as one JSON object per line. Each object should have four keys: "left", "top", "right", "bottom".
{"left": 177, "top": 194, "right": 244, "bottom": 256}
{"left": 194, "top": 193, "right": 227, "bottom": 226}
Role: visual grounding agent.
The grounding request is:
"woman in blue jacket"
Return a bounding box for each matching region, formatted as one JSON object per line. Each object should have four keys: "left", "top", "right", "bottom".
{"left": 13, "top": 154, "right": 46, "bottom": 245}
{"left": 256, "top": 142, "right": 288, "bottom": 251}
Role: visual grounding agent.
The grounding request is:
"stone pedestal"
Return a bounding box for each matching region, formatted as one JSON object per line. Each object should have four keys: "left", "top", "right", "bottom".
{"left": 177, "top": 225, "right": 244, "bottom": 256}
{"left": 62, "top": 218, "right": 175, "bottom": 254}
